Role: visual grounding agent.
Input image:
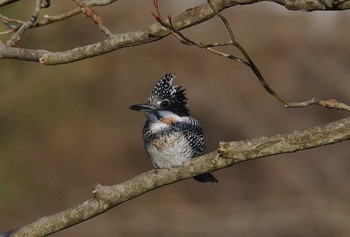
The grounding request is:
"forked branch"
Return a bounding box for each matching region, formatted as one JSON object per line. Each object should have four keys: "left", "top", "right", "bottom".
{"left": 151, "top": 0, "right": 350, "bottom": 112}
{"left": 72, "top": 0, "right": 113, "bottom": 38}
{"left": 1, "top": 0, "right": 350, "bottom": 64}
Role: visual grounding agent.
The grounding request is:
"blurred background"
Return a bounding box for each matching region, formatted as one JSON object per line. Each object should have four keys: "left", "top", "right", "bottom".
{"left": 0, "top": 1, "right": 349, "bottom": 236}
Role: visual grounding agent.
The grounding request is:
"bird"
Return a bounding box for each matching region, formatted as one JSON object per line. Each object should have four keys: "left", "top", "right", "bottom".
{"left": 129, "top": 73, "right": 218, "bottom": 183}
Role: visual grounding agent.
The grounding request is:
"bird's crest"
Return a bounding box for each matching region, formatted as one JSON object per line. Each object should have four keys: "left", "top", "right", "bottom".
{"left": 149, "top": 74, "right": 189, "bottom": 116}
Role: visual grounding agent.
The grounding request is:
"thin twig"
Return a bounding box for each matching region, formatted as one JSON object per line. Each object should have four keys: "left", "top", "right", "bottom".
{"left": 2, "top": 0, "right": 120, "bottom": 30}
{"left": 150, "top": 0, "right": 350, "bottom": 112}
{"left": 207, "top": 0, "right": 290, "bottom": 104}
{"left": 6, "top": 0, "right": 41, "bottom": 46}
{"left": 151, "top": 0, "right": 288, "bottom": 104}
{"left": 151, "top": 0, "right": 248, "bottom": 65}
{"left": 33, "top": 8, "right": 81, "bottom": 27}
{"left": 287, "top": 98, "right": 350, "bottom": 112}
{"left": 41, "top": 0, "right": 51, "bottom": 8}
{"left": 1, "top": 0, "right": 350, "bottom": 66}
{"left": 0, "top": 0, "right": 19, "bottom": 7}
{"left": 31, "top": 0, "right": 121, "bottom": 28}
{"left": 204, "top": 0, "right": 350, "bottom": 111}
{"left": 0, "top": 14, "right": 25, "bottom": 33}
{"left": 0, "top": 1, "right": 119, "bottom": 36}
{"left": 0, "top": 29, "right": 13, "bottom": 35}
{"left": 85, "top": 0, "right": 119, "bottom": 6}
{"left": 72, "top": 0, "right": 113, "bottom": 38}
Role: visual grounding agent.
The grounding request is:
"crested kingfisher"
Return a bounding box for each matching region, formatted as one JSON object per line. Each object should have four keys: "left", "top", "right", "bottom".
{"left": 129, "top": 74, "right": 217, "bottom": 183}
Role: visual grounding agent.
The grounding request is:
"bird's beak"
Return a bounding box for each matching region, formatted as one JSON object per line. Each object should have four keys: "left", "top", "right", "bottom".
{"left": 129, "top": 103, "right": 156, "bottom": 112}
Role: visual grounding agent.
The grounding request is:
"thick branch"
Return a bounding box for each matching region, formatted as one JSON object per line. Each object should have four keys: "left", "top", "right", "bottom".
{"left": 237, "top": 0, "right": 350, "bottom": 10}
{"left": 3, "top": 116, "right": 349, "bottom": 237}
{"left": 1, "top": 0, "right": 349, "bottom": 64}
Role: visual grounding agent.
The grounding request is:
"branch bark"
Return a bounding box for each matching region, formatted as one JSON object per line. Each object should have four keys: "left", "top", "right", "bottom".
{"left": 0, "top": 0, "right": 349, "bottom": 64}
{"left": 3, "top": 116, "right": 349, "bottom": 237}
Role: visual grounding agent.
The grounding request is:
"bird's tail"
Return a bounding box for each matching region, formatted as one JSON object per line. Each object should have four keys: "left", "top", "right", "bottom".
{"left": 193, "top": 172, "right": 218, "bottom": 183}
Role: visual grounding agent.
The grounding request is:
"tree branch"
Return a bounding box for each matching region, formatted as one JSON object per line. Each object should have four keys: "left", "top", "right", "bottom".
{"left": 0, "top": 0, "right": 19, "bottom": 7}
{"left": 149, "top": 0, "right": 350, "bottom": 112}
{"left": 3, "top": 116, "right": 350, "bottom": 237}
{"left": 1, "top": 0, "right": 349, "bottom": 64}
{"left": 5, "top": 0, "right": 42, "bottom": 46}
{"left": 286, "top": 97, "right": 350, "bottom": 111}
{"left": 72, "top": 0, "right": 113, "bottom": 38}
{"left": 237, "top": 0, "right": 350, "bottom": 10}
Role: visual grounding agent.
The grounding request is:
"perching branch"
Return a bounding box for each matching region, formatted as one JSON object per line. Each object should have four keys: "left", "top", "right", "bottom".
{"left": 2, "top": 116, "right": 350, "bottom": 237}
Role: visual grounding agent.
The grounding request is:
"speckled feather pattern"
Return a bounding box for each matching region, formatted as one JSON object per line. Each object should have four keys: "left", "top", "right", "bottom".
{"left": 133, "top": 74, "right": 217, "bottom": 183}
{"left": 143, "top": 116, "right": 205, "bottom": 169}
{"left": 149, "top": 74, "right": 177, "bottom": 102}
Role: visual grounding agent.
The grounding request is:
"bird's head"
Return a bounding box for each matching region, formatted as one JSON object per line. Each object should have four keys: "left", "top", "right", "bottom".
{"left": 129, "top": 73, "right": 190, "bottom": 116}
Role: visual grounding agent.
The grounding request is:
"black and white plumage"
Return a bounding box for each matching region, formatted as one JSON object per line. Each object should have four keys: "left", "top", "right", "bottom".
{"left": 129, "top": 74, "right": 217, "bottom": 183}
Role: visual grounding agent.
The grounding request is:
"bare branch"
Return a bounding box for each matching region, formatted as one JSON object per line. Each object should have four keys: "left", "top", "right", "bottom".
{"left": 153, "top": 0, "right": 249, "bottom": 65}
{"left": 3, "top": 116, "right": 350, "bottom": 237}
{"left": 151, "top": 0, "right": 290, "bottom": 105}
{"left": 40, "top": 0, "right": 51, "bottom": 8}
{"left": 1, "top": 0, "right": 120, "bottom": 31}
{"left": 0, "top": 15, "right": 25, "bottom": 33}
{"left": 33, "top": 8, "right": 81, "bottom": 28}
{"left": 150, "top": 0, "right": 350, "bottom": 112}
{"left": 85, "top": 0, "right": 120, "bottom": 6}
{"left": 1, "top": 0, "right": 349, "bottom": 64}
{"left": 72, "top": 0, "right": 113, "bottom": 38}
{"left": 5, "top": 0, "right": 42, "bottom": 46}
{"left": 234, "top": 0, "right": 350, "bottom": 10}
{"left": 286, "top": 97, "right": 350, "bottom": 112}
{"left": 0, "top": 0, "right": 19, "bottom": 7}
{"left": 29, "top": 0, "right": 121, "bottom": 28}
{"left": 1, "top": 0, "right": 349, "bottom": 112}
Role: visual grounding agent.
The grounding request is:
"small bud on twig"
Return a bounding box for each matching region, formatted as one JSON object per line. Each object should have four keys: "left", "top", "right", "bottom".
{"left": 153, "top": 0, "right": 158, "bottom": 8}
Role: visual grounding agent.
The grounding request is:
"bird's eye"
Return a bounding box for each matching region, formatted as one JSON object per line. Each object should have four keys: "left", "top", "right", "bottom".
{"left": 161, "top": 100, "right": 170, "bottom": 107}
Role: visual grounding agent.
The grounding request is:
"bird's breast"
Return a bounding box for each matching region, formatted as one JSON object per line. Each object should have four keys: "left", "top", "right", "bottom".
{"left": 144, "top": 130, "right": 192, "bottom": 169}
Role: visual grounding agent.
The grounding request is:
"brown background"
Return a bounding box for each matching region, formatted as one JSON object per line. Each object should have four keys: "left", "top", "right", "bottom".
{"left": 0, "top": 1, "right": 349, "bottom": 236}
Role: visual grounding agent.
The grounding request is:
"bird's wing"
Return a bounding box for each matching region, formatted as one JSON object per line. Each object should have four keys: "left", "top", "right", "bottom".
{"left": 174, "top": 117, "right": 205, "bottom": 157}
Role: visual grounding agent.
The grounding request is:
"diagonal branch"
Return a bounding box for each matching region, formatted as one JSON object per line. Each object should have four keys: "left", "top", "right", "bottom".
{"left": 1, "top": 0, "right": 350, "bottom": 64}
{"left": 3, "top": 116, "right": 350, "bottom": 237}
{"left": 5, "top": 0, "right": 42, "bottom": 46}
{"left": 152, "top": 0, "right": 289, "bottom": 105}
{"left": 0, "top": 0, "right": 227, "bottom": 64}
{"left": 150, "top": 0, "right": 350, "bottom": 112}
{"left": 0, "top": 0, "right": 19, "bottom": 7}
